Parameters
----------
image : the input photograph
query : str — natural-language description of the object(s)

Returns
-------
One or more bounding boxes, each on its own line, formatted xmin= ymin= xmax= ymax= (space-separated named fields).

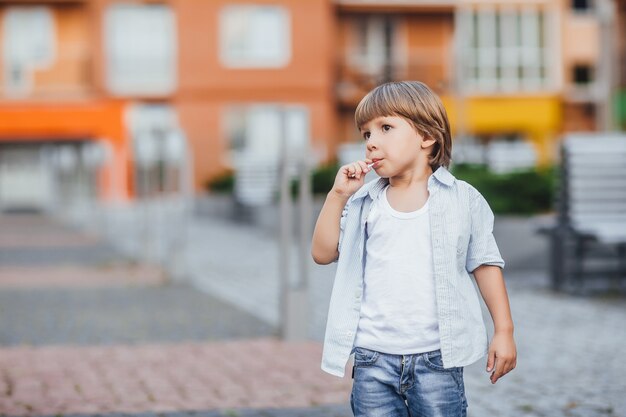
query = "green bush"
xmin=312 ymin=162 xmax=340 ymax=195
xmin=205 ymin=171 xmax=234 ymax=194
xmin=204 ymin=163 xmax=340 ymax=197
xmin=204 ymin=163 xmax=556 ymax=215
xmin=450 ymin=163 xmax=557 ymax=215
xmin=290 ymin=161 xmax=340 ymax=198
xmin=306 ymin=161 xmax=558 ymax=215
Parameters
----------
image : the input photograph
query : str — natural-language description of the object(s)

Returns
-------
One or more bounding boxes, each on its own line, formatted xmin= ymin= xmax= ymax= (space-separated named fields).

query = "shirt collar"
xmin=352 ymin=165 xmax=456 ymax=201
xmin=430 ymin=165 xmax=456 ymax=187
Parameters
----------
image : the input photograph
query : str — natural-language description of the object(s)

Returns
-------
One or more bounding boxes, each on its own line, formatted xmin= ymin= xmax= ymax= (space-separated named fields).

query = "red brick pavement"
xmin=0 ymin=233 xmax=101 ymax=249
xmin=0 ymin=215 xmax=100 ymax=248
xmin=0 ymin=338 xmax=352 ymax=415
xmin=0 ymin=265 xmax=166 ymax=288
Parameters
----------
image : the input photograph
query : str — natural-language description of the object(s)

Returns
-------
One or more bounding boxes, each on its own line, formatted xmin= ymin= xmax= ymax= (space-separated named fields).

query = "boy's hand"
xmin=486 ymin=331 xmax=517 ymax=384
xmin=331 ymin=159 xmax=372 ymax=198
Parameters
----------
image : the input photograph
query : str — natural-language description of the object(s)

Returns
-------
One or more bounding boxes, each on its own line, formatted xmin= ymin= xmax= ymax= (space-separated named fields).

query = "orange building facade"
xmin=0 ymin=0 xmax=160 ymax=209
xmin=175 ymin=0 xmax=336 ymax=193
xmin=0 ymin=0 xmax=337 ymax=209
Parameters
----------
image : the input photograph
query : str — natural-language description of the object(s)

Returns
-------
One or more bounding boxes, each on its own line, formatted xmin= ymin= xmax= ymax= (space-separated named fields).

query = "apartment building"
xmin=335 ymin=1 xmax=456 ymax=142
xmin=0 ymin=0 xmax=335 ymax=209
xmin=0 ymin=0 xmax=618 ymax=209
xmin=335 ymin=0 xmax=619 ymax=170
xmin=175 ymin=0 xmax=335 ymax=195
xmin=0 ymin=0 xmax=184 ymax=210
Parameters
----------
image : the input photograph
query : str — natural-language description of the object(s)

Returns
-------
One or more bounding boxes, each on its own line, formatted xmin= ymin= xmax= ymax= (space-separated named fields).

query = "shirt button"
xmin=354 ymin=290 xmax=361 ymax=298
xmin=347 ymin=331 xmax=353 ymax=337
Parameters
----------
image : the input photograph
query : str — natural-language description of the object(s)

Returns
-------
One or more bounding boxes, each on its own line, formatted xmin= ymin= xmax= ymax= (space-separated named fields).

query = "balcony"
xmin=335 ymin=0 xmax=455 ymax=13
xmin=336 ymin=54 xmax=450 ymax=107
xmin=1 ymin=48 xmax=95 ymax=101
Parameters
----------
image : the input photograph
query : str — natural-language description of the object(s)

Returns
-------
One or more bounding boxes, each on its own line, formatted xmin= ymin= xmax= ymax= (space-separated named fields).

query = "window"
xmin=476 ymin=6 xmax=498 ymax=91
xmin=219 ymin=5 xmax=291 ymax=68
xmin=104 ymin=4 xmax=177 ymax=95
xmin=225 ymin=106 xmax=282 ymax=161
xmin=223 ymin=105 xmax=309 ymax=206
xmin=572 ymin=0 xmax=593 ymax=11
xmin=462 ymin=4 xmax=552 ymax=93
xmin=127 ymin=104 xmax=186 ymax=196
xmin=223 ymin=105 xmax=309 ymax=164
xmin=2 ymin=7 xmax=55 ymax=95
xmin=573 ymin=64 xmax=593 ymax=84
xmin=498 ymin=6 xmax=520 ymax=91
xmin=351 ymin=16 xmax=395 ymax=79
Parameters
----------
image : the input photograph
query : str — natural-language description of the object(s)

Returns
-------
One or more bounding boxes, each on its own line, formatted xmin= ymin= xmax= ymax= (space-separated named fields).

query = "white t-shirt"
xmin=354 ymin=185 xmax=441 ymax=354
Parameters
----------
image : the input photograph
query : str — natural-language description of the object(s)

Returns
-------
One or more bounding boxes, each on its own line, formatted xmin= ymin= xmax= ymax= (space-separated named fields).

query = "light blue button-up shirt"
xmin=321 ymin=166 xmax=505 ymax=377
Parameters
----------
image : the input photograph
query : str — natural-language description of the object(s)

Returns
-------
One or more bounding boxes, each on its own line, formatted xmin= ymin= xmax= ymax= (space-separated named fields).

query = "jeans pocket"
xmin=354 ymin=347 xmax=379 ymax=366
xmin=424 ymin=350 xmax=457 ymax=373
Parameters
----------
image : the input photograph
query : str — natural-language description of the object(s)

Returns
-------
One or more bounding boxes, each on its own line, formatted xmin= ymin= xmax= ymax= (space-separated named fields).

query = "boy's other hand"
xmin=486 ymin=331 xmax=517 ymax=384
xmin=331 ymin=160 xmax=372 ymax=198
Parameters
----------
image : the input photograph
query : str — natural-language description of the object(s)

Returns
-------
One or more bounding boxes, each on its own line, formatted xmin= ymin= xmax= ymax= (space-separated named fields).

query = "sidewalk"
xmin=9 ymin=200 xmax=626 ymax=417
xmin=87 ymin=195 xmax=626 ymax=417
xmin=0 ymin=213 xmax=351 ymax=416
xmin=177 ymin=205 xmax=626 ymax=417
xmin=0 ymin=339 xmax=352 ymax=415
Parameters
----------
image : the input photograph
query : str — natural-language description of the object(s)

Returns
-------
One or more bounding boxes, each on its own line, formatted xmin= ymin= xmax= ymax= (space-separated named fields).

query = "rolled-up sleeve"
xmin=465 ymin=190 xmax=505 ymax=274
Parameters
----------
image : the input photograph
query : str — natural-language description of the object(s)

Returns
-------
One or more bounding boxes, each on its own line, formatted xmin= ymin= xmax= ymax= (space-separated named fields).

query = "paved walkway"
xmin=0 ymin=213 xmax=350 ymax=416
xmin=3 ymin=204 xmax=626 ymax=417
xmin=0 ymin=339 xmax=351 ymax=415
xmin=178 ymin=211 xmax=626 ymax=417
xmin=0 ymin=286 xmax=274 ymax=346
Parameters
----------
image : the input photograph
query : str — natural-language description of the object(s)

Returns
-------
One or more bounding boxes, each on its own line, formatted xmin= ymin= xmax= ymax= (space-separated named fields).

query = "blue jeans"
xmin=350 ymin=347 xmax=468 ymax=417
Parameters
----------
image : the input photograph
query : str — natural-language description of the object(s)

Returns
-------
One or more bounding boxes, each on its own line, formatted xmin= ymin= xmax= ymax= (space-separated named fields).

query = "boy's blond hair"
xmin=355 ymin=81 xmax=452 ymax=171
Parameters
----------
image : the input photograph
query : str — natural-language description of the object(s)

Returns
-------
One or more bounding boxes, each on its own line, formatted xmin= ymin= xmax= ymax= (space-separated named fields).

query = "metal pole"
xmin=278 ymin=109 xmax=292 ymax=339
xmin=279 ymin=107 xmax=312 ymax=341
xmin=597 ymin=0 xmax=616 ymax=131
xmin=291 ymin=150 xmax=312 ymax=339
xmin=168 ymin=134 xmax=192 ymax=283
xmin=156 ymin=130 xmax=168 ymax=275
xmin=297 ymin=155 xmax=312 ymax=293
xmin=141 ymin=165 xmax=151 ymax=261
xmin=181 ymin=138 xmax=194 ymax=281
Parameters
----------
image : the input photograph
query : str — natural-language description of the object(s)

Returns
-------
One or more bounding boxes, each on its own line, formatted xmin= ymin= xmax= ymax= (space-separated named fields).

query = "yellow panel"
xmin=441 ymin=95 xmax=562 ymax=165
xmin=443 ymin=95 xmax=561 ymax=133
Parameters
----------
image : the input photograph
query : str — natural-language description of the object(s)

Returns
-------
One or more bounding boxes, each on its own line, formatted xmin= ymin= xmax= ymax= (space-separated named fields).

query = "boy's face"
xmin=359 ymin=115 xmax=436 ymax=178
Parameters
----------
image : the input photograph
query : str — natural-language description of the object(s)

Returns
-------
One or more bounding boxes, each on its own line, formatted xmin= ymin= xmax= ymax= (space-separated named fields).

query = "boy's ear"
xmin=421 ymin=137 xmax=437 ymax=149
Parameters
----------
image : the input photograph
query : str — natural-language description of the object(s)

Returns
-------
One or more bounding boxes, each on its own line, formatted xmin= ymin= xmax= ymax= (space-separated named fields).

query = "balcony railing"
xmin=1 ymin=45 xmax=94 ymax=100
xmin=336 ymin=54 xmax=450 ymax=105
xmin=335 ymin=0 xmax=456 ymax=11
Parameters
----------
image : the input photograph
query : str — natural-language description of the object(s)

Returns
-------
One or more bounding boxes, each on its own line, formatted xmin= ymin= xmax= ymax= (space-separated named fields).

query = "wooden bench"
xmin=539 ymin=133 xmax=626 ymax=292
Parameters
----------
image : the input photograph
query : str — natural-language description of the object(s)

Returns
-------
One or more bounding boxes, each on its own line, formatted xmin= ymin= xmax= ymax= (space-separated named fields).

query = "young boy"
xmin=311 ymin=81 xmax=517 ymax=417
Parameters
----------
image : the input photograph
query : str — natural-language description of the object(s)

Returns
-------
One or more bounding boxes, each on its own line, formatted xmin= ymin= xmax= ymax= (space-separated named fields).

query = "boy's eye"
xmin=382 ymin=124 xmax=391 ymax=132
xmin=363 ymin=131 xmax=371 ymax=140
